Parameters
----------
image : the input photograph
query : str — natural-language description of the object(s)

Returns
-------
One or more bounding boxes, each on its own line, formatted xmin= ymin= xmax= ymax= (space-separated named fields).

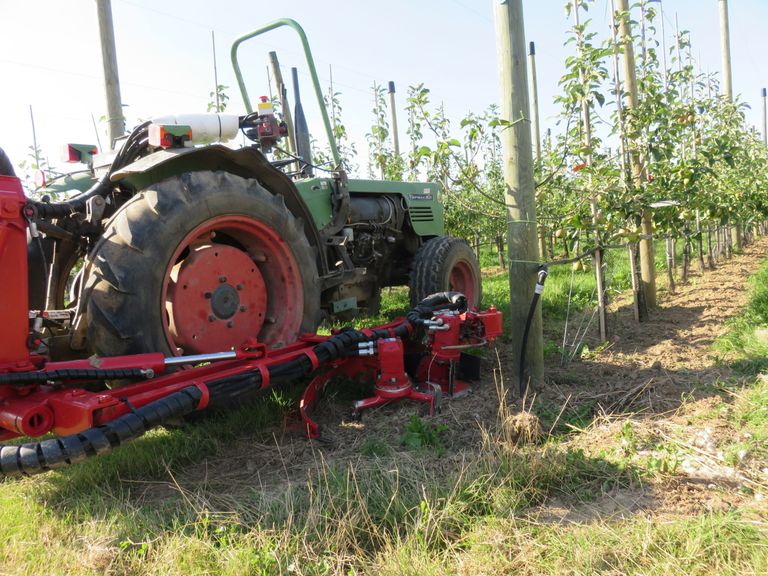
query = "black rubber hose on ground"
xmin=0 ymin=292 xmax=467 ymax=478
xmin=519 ymin=268 xmax=548 ymax=398
xmin=0 ymin=386 xmax=202 ymax=477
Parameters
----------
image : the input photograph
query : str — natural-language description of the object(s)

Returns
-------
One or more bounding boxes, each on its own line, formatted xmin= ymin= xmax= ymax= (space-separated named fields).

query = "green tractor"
xmin=27 ymin=18 xmax=481 ymax=360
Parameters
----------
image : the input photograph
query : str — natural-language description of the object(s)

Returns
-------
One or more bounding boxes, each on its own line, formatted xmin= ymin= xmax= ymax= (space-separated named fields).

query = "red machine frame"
xmin=0 ymin=175 xmax=502 ymax=472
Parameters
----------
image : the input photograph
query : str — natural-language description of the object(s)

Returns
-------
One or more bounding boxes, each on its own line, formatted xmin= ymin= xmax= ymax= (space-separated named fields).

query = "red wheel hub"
xmin=449 ymin=261 xmax=478 ymax=307
xmin=161 ymin=215 xmax=305 ymax=354
xmin=167 ymin=244 xmax=267 ymax=354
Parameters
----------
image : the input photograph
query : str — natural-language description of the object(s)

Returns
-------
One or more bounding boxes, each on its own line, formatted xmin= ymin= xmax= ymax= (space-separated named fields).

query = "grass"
xmin=715 ymin=257 xmax=768 ymax=374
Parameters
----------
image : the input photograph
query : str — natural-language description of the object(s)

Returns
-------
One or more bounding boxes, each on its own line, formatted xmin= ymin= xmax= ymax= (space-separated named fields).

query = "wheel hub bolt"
xmin=219 ymin=276 xmax=227 ymax=283
xmin=208 ymin=315 xmax=216 ymax=322
xmin=239 ymin=305 xmax=247 ymax=312
xmin=236 ymin=284 xmax=243 ymax=291
xmin=204 ymin=292 xmax=212 ymax=299
xmin=227 ymin=321 xmax=234 ymax=328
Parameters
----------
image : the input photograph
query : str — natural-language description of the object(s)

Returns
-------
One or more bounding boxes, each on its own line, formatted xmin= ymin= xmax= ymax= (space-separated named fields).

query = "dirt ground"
xmin=136 ymin=237 xmax=768 ymax=518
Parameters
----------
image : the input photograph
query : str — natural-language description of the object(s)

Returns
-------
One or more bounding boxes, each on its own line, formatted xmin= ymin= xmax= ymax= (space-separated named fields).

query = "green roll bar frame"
xmin=230 ymin=18 xmax=341 ymax=168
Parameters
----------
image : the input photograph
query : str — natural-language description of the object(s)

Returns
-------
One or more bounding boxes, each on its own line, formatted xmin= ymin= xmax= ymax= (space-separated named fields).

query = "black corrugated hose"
xmin=0 ymin=292 xmax=466 ymax=478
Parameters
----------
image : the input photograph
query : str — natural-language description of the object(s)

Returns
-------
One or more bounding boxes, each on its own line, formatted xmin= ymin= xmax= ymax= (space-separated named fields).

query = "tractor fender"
xmin=110 ymin=145 xmax=329 ymax=274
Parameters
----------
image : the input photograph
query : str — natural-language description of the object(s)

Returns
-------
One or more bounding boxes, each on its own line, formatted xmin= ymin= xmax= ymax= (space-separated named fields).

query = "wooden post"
xmin=497 ymin=235 xmax=507 ymax=270
xmin=495 ymin=0 xmax=543 ymax=383
xmin=627 ymin=242 xmax=647 ymax=322
xmin=528 ymin=42 xmax=542 ymax=164
xmin=96 ymin=0 xmax=124 ymax=149
xmin=610 ymin=3 xmax=646 ymax=320
xmin=719 ymin=0 xmax=742 ymax=252
xmin=762 ymin=88 xmax=767 ymax=146
xmin=616 ymin=0 xmax=657 ymax=308
xmin=666 ymin=236 xmax=676 ymax=294
xmin=388 ymin=82 xmax=401 ymax=158
xmin=211 ymin=31 xmax=221 ymax=112
xmin=684 ymin=43 xmax=706 ymax=274
xmin=719 ymin=0 xmax=734 ymax=101
xmin=574 ymin=0 xmax=608 ymax=341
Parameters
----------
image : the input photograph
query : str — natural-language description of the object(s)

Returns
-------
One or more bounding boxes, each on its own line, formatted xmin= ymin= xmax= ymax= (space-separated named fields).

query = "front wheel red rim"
xmin=161 ymin=215 xmax=304 ymax=354
xmin=449 ymin=260 xmax=479 ymax=307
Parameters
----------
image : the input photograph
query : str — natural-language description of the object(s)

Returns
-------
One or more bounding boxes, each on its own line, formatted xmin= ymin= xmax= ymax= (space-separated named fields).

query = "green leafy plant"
xmin=400 ymin=415 xmax=448 ymax=456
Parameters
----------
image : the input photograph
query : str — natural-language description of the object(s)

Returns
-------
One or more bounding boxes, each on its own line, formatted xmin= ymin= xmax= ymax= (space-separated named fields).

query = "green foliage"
xmin=207 ymin=84 xmax=229 ymax=113
xmin=17 ymin=144 xmax=57 ymax=197
xmin=315 ymin=88 xmax=358 ymax=172
xmin=400 ymin=415 xmax=448 ymax=456
xmin=352 ymin=0 xmax=768 ymax=274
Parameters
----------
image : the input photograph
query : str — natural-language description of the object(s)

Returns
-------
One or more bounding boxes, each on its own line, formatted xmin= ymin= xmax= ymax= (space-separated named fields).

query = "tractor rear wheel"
xmin=84 ymin=171 xmax=320 ymax=357
xmin=409 ymin=236 xmax=482 ymax=308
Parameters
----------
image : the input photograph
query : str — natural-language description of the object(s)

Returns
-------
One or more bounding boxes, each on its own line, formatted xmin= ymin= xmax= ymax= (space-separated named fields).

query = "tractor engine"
xmin=345 ymin=195 xmax=405 ymax=265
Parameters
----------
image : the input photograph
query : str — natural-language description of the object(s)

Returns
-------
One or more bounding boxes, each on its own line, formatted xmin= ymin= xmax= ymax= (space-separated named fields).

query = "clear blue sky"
xmin=1 ymin=0 xmax=766 ymax=179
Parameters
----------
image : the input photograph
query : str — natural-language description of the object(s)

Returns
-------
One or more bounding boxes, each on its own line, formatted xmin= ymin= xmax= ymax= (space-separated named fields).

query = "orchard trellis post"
xmin=616 ymin=0 xmax=657 ymax=308
xmin=96 ymin=0 xmax=125 ymax=149
xmin=762 ymin=88 xmax=767 ymax=146
xmin=529 ymin=41 xmax=548 ymax=263
xmin=495 ymin=0 xmax=543 ymax=384
xmin=719 ymin=0 xmax=742 ymax=252
xmin=610 ymin=0 xmax=647 ymax=321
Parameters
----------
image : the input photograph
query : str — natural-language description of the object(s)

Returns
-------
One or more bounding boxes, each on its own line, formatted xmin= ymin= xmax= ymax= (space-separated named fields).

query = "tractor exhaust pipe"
xmin=292 ymin=67 xmax=313 ymax=176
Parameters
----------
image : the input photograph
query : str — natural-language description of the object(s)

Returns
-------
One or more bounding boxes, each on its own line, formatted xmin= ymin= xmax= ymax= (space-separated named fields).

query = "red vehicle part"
xmin=0 ymin=176 xmax=33 ymax=373
xmin=162 ymin=214 xmax=304 ymax=354
xmin=0 ymin=174 xmax=503 ymax=477
xmin=299 ymin=307 xmax=503 ymax=438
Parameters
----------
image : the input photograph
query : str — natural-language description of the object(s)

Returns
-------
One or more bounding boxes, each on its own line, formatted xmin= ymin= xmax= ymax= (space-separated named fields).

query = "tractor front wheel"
xmin=84 ymin=171 xmax=320 ymax=357
xmin=409 ymin=236 xmax=482 ymax=308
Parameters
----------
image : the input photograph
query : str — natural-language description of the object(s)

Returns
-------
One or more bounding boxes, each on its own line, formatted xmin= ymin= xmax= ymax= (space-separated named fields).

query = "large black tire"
xmin=409 ymin=236 xmax=482 ymax=308
xmin=83 ymin=172 xmax=321 ymax=357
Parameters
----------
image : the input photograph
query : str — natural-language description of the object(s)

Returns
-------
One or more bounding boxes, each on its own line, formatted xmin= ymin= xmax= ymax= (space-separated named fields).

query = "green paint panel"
xmin=41 ymin=171 xmax=96 ymax=196
xmin=347 ymin=179 xmax=444 ymax=237
xmin=294 ymin=178 xmax=333 ymax=229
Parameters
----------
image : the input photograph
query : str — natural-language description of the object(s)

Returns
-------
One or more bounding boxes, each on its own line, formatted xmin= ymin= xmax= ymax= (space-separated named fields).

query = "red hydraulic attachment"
xmin=0 ymin=308 xmax=502 ymax=443
xmin=0 ymin=176 xmax=34 ymax=374
xmin=299 ymin=307 xmax=503 ymax=439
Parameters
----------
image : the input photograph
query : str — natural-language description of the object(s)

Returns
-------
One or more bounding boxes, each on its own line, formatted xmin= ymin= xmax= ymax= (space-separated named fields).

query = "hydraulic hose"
xmin=519 ymin=267 xmax=548 ymax=398
xmin=205 ymin=291 xmax=468 ymax=404
xmin=0 ymin=367 xmax=153 ymax=385
xmin=0 ymin=292 xmax=467 ymax=478
xmin=0 ymin=386 xmax=202 ymax=477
